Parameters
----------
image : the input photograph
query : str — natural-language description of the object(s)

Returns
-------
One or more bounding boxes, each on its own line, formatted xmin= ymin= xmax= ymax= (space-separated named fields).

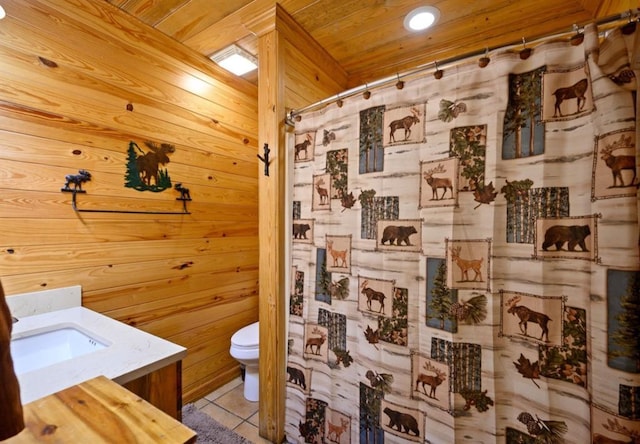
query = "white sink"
xmin=10 ymin=306 xmax=186 ymax=404
xmin=11 ymin=324 xmax=110 ymax=375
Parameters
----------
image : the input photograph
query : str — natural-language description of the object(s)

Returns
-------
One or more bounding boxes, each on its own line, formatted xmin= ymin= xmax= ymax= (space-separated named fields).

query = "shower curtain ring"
xmin=520 ymin=37 xmax=532 ymax=59
xmin=363 ymin=84 xmax=371 ymax=100
xmin=434 ymin=60 xmax=443 ymax=79
xmin=570 ymin=24 xmax=584 ymax=45
xmin=478 ymin=48 xmax=491 ymax=68
xmin=621 ymin=10 xmax=637 ymax=34
xmin=396 ymin=73 xmax=405 ymax=90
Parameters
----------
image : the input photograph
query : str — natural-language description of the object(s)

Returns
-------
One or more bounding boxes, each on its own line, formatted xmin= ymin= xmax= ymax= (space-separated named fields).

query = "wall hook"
xmin=257 ymin=143 xmax=270 ymax=176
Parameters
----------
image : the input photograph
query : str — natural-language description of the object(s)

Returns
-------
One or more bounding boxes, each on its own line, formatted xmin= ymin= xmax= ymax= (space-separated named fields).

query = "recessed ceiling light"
xmin=404 ymin=6 xmax=440 ymax=32
xmin=209 ymin=44 xmax=257 ymax=76
xmin=0 ymin=6 xmax=6 ymax=20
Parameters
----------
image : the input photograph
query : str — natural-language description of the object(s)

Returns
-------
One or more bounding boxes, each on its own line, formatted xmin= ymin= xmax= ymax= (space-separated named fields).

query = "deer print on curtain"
xmin=286 ymin=22 xmax=639 ymax=444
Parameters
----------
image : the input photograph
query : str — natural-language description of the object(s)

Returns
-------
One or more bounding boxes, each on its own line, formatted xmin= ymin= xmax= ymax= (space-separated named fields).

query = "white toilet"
xmin=229 ymin=321 xmax=259 ymax=402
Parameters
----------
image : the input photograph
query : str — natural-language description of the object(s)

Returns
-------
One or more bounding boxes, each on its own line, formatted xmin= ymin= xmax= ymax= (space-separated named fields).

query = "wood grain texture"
xmin=0 ymin=217 xmax=258 ymax=246
xmin=256 ymin=23 xmax=288 ymax=442
xmin=117 ymin=0 xmax=188 ymax=26
xmin=155 ymin=0 xmax=255 ymax=42
xmin=0 ymin=190 xmax=258 ymax=221
xmin=123 ymin=362 xmax=182 ymax=420
xmin=0 ymin=0 xmax=258 ymax=411
xmin=109 ymin=0 xmax=635 ymax=87
xmin=1 ymin=250 xmax=257 ymax=295
xmin=0 ymin=237 xmax=258 ymax=274
xmin=4 ymin=2 xmax=257 ymax=110
xmin=283 ymin=40 xmax=346 ymax=110
xmin=6 ymin=376 xmax=195 ymax=443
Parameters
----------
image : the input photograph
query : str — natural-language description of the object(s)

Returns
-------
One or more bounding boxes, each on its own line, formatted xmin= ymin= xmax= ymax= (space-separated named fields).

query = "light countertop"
xmin=11 ymin=306 xmax=186 ymax=404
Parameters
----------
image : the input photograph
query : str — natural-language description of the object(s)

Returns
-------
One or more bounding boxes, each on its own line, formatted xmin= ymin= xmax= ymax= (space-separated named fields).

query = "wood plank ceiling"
xmin=109 ymin=0 xmax=637 ymax=88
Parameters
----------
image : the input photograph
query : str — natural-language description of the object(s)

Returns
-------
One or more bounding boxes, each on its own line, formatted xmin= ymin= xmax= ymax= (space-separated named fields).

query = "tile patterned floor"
xmin=192 ymin=376 xmax=272 ymax=444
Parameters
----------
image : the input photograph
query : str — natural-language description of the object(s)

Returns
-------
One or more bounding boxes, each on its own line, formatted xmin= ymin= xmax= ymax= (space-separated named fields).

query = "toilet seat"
xmin=231 ymin=321 xmax=259 ymax=348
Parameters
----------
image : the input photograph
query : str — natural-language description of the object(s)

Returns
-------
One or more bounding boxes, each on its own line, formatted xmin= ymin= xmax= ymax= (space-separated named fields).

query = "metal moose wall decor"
xmin=125 ymin=141 xmax=175 ymax=192
xmin=61 ymin=140 xmax=193 ymax=214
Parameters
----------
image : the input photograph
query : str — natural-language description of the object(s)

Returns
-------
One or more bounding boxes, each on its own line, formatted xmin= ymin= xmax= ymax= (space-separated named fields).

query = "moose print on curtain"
xmin=286 ymin=23 xmax=639 ymax=444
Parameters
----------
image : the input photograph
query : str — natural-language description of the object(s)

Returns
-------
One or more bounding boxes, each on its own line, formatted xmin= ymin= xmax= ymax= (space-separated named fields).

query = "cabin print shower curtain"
xmin=285 ymin=23 xmax=639 ymax=444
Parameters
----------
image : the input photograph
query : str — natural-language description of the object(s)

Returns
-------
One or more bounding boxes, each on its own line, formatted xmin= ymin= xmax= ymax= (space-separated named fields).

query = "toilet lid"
xmin=231 ymin=321 xmax=259 ymax=347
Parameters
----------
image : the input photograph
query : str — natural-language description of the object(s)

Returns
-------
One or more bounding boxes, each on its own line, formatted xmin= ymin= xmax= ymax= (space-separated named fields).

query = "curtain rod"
xmin=287 ymin=8 xmax=639 ymax=122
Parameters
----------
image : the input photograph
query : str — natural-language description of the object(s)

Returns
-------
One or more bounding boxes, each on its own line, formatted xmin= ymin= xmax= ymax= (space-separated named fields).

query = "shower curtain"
xmin=285 ymin=23 xmax=639 ymax=444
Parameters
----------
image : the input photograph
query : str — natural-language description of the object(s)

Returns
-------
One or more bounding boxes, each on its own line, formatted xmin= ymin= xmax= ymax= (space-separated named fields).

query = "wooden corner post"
xmin=248 ymin=6 xmax=287 ymax=443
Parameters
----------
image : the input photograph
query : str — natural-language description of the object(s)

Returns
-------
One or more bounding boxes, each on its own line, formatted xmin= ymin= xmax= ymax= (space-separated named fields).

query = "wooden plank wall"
xmin=0 ymin=0 xmax=258 ymax=403
xmin=280 ymin=16 xmax=347 ymax=110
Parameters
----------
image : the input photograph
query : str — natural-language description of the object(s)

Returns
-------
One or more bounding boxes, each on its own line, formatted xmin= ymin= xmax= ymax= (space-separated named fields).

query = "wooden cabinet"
xmin=122 ymin=361 xmax=183 ymax=420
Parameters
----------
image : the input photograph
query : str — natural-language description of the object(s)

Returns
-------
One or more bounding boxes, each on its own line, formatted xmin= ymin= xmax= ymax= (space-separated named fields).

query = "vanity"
xmin=8 ymin=286 xmax=187 ymax=420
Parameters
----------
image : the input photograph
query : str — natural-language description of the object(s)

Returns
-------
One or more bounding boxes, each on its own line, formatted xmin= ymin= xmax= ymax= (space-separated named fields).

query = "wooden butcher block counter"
xmin=5 ymin=376 xmax=196 ymax=443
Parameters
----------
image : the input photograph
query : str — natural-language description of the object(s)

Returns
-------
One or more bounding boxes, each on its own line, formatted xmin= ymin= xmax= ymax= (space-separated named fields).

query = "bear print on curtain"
xmin=286 ymin=22 xmax=639 ymax=444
